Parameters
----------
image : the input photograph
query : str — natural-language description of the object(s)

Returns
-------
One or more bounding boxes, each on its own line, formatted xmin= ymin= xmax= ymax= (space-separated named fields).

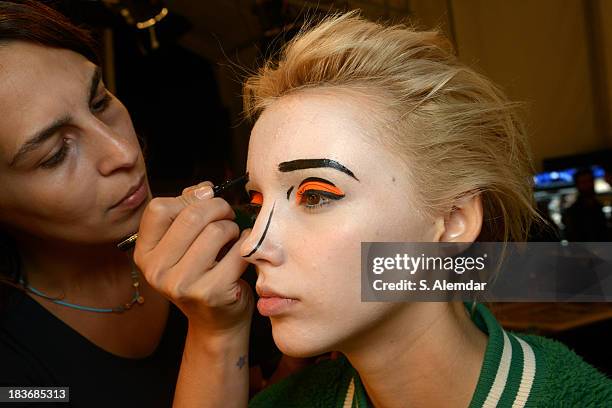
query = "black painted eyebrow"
xmin=278 ymin=159 xmax=359 ymax=181
xmin=9 ymin=67 xmax=102 ymax=168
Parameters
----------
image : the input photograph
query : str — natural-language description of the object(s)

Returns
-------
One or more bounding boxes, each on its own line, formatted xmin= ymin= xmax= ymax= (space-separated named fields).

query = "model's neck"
xmin=341 ymin=302 xmax=487 ymax=408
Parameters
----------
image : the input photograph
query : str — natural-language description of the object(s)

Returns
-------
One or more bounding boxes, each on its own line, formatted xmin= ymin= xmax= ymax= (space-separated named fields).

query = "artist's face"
xmin=242 ymin=90 xmax=440 ymax=357
xmin=0 ymin=42 xmax=150 ymax=245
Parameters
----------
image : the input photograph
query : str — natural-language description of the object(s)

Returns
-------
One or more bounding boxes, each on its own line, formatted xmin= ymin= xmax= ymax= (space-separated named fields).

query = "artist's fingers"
xmin=179 ymin=181 xmax=214 ymax=207
xmin=135 ymin=197 xmax=186 ymax=257
xmin=165 ymin=220 xmax=241 ymax=300
xmin=182 ymin=181 xmax=211 ymax=195
xmin=135 ymin=181 xmax=216 ymax=257
xmin=149 ymin=220 xmax=239 ymax=303
xmin=188 ymin=229 xmax=252 ymax=307
xmin=213 ymin=229 xmax=252 ymax=283
xmin=174 ymin=219 xmax=241 ymax=276
xmin=135 ymin=190 xmax=230 ymax=274
xmin=182 ymin=181 xmax=213 ymax=195
xmin=149 ymin=198 xmax=235 ymax=272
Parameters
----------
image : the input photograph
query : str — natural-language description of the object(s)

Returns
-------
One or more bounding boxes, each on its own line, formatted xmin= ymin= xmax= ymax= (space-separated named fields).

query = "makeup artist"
xmin=0 ymin=1 xmax=253 ymax=406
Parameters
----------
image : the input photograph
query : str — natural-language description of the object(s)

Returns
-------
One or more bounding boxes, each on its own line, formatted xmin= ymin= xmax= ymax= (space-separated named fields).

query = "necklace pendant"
xmin=137 ymin=295 xmax=145 ymax=304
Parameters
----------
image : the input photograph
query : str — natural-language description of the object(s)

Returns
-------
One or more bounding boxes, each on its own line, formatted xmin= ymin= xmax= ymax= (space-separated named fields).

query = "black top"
xmin=0 ymin=289 xmax=186 ymax=407
xmin=0 ymin=275 xmax=280 ymax=407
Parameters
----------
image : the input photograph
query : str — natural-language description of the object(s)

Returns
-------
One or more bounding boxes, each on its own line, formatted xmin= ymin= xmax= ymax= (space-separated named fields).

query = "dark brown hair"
xmin=0 ymin=0 xmax=99 ymax=301
xmin=0 ymin=0 xmax=98 ymax=63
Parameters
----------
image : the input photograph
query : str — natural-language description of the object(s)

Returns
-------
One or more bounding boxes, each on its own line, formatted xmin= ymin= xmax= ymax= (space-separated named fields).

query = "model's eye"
xmin=296 ymin=179 xmax=345 ymax=209
xmin=299 ymin=191 xmax=334 ymax=208
xmin=305 ymin=192 xmax=322 ymax=206
xmin=249 ymin=191 xmax=263 ymax=206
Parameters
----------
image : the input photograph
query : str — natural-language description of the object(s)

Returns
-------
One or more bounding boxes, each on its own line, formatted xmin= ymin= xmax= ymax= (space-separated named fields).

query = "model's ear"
xmin=434 ymin=194 xmax=483 ymax=243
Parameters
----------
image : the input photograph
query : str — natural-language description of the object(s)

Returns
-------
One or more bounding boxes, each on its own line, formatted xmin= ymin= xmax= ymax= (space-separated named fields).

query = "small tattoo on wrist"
xmin=236 ymin=354 xmax=247 ymax=369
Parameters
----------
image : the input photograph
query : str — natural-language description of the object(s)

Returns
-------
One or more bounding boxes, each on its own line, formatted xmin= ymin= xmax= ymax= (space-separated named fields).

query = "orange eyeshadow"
xmin=295 ymin=181 xmax=344 ymax=202
xmin=249 ymin=191 xmax=263 ymax=205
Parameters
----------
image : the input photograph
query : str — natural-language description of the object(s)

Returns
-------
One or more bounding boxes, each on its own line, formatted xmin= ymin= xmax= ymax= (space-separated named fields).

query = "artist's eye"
xmin=91 ymin=91 xmax=112 ymax=113
xmin=296 ymin=179 xmax=345 ymax=210
xmin=40 ymin=139 xmax=72 ymax=169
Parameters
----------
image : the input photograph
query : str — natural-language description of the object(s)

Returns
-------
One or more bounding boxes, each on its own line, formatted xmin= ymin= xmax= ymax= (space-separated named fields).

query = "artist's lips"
xmin=256 ymin=287 xmax=298 ymax=317
xmin=110 ymin=176 xmax=147 ymax=211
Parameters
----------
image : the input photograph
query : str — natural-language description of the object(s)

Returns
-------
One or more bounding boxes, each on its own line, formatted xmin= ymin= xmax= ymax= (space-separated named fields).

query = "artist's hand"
xmin=134 ymin=181 xmax=254 ymax=336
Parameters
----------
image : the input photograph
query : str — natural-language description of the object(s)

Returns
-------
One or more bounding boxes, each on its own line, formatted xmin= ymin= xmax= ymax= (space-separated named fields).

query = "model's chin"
xmin=271 ymin=323 xmax=332 ymax=358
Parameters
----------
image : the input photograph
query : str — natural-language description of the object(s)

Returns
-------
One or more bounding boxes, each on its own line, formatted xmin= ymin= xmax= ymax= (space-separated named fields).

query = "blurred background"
xmin=50 ymin=0 xmax=612 ymax=374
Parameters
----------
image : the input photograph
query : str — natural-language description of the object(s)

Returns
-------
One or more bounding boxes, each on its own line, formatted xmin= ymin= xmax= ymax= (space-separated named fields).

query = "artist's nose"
xmin=240 ymin=200 xmax=284 ymax=266
xmin=90 ymin=120 xmax=139 ymax=176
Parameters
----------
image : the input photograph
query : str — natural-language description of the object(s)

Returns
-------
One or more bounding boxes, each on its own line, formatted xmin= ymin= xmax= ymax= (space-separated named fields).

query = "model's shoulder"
xmin=249 ymin=356 xmax=352 ymax=408
xmin=516 ymin=333 xmax=612 ymax=406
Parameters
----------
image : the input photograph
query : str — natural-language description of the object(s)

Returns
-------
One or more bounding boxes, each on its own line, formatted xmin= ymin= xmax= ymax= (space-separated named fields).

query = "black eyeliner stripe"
xmin=297 ymin=177 xmax=336 ymax=188
xmin=303 ymin=190 xmax=345 ymax=200
xmin=243 ymin=201 xmax=275 ymax=258
xmin=286 ymin=186 xmax=294 ymax=200
xmin=278 ymin=159 xmax=359 ymax=181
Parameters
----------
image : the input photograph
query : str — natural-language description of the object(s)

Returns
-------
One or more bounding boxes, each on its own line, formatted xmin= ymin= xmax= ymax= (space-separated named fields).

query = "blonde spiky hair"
xmin=244 ymin=11 xmax=537 ymax=242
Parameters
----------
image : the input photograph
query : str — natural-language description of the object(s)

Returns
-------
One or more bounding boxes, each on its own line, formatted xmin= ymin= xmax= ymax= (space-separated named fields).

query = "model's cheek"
xmin=293 ymin=230 xmax=361 ymax=298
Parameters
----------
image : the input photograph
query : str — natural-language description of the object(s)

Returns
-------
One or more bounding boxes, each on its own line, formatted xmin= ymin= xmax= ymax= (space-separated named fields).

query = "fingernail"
xmin=194 ymin=186 xmax=213 ymax=200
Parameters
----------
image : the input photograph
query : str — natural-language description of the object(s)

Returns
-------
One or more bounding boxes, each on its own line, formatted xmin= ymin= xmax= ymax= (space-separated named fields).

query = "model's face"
xmin=0 ymin=42 xmax=150 ymax=244
xmin=242 ymin=90 xmax=440 ymax=357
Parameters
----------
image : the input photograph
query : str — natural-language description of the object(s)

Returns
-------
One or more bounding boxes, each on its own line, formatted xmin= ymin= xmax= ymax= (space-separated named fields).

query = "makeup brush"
xmin=116 ymin=173 xmax=249 ymax=251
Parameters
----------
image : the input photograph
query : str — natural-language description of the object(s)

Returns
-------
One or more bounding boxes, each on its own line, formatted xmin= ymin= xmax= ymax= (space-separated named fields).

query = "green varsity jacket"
xmin=249 ymin=303 xmax=612 ymax=407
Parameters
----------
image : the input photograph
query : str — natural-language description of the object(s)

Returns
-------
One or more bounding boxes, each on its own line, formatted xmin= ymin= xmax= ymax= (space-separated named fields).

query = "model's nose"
xmin=240 ymin=200 xmax=284 ymax=266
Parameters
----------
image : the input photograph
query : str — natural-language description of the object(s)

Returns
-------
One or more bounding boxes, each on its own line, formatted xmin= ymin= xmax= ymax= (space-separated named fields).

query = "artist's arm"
xmin=134 ymin=182 xmax=253 ymax=408
xmin=175 ymin=321 xmax=250 ymax=408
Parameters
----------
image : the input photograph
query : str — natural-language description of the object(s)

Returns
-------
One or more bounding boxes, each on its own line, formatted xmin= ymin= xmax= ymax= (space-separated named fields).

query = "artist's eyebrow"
xmin=9 ymin=67 xmax=102 ymax=168
xmin=9 ymin=115 xmax=71 ymax=167
xmin=278 ymin=159 xmax=359 ymax=181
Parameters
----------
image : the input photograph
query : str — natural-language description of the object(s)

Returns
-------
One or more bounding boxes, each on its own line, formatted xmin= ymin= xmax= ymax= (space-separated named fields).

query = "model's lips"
xmin=256 ymin=287 xmax=298 ymax=317
xmin=109 ymin=176 xmax=147 ymax=211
